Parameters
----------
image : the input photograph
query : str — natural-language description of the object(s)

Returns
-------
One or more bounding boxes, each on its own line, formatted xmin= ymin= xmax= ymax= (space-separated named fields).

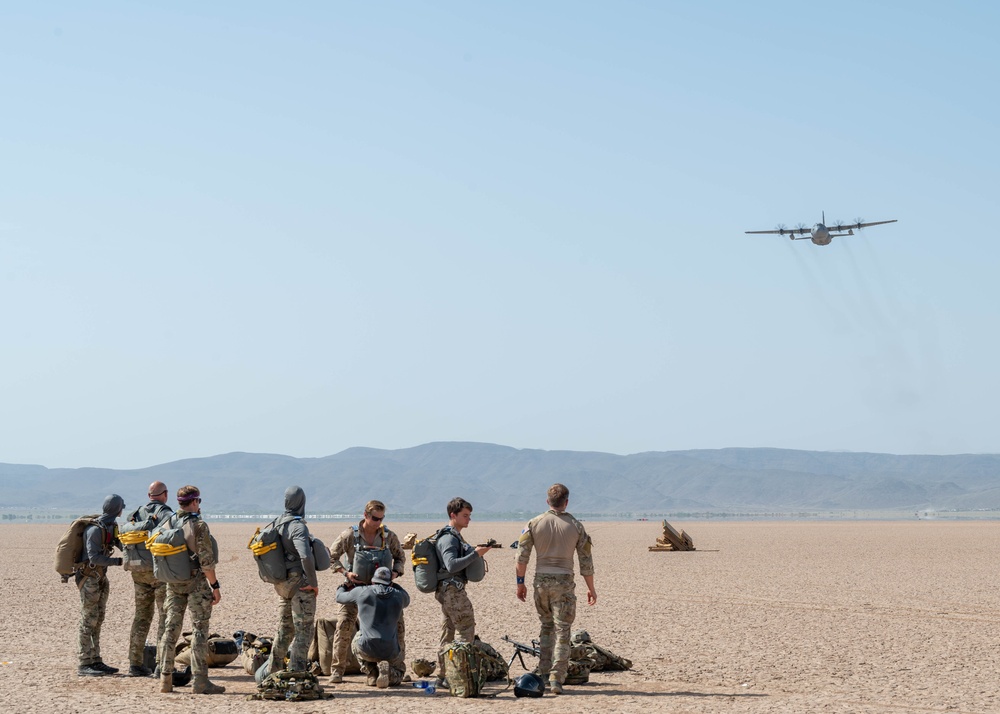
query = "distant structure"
xmin=649 ymin=519 xmax=695 ymax=551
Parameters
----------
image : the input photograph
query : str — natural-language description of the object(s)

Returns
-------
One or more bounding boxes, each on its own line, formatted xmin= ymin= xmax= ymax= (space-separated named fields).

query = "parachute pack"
xmin=248 ymin=515 xmax=295 ymax=584
xmin=410 ymin=528 xmax=447 ymax=593
xmin=348 ymin=525 xmax=392 ymax=583
xmin=147 ymin=513 xmax=194 ymax=583
xmin=119 ymin=503 xmax=171 ymax=573
xmin=54 ymin=514 xmax=102 ymax=582
xmin=147 ymin=513 xmax=219 ymax=583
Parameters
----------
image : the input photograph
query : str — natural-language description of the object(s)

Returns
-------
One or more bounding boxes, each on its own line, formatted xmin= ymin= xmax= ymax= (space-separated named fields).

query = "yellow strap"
xmin=250 ymin=541 xmax=278 ymax=557
xmin=148 ymin=543 xmax=188 ymax=557
xmin=119 ymin=531 xmax=149 ymax=545
xmin=246 ymin=526 xmax=261 ymax=549
xmin=411 ymin=555 xmax=429 ymax=566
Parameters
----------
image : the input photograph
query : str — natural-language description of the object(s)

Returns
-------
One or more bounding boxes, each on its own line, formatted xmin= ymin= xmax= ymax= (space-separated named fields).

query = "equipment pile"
xmin=648 ymin=519 xmax=695 ymax=551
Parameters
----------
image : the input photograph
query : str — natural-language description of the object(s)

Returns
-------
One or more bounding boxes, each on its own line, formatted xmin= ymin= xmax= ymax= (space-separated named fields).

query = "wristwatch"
xmin=211 ymin=581 xmax=220 ymax=590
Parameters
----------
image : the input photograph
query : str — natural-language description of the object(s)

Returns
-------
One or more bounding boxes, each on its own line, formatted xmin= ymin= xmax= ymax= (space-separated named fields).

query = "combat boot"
xmin=192 ymin=674 xmax=225 ymax=694
xmin=549 ymin=677 xmax=564 ymax=695
xmin=160 ymin=672 xmax=173 ymax=693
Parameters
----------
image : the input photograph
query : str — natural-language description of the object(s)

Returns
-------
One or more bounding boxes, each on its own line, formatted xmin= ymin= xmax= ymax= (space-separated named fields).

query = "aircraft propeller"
xmin=833 ymin=219 xmax=846 ymax=231
xmin=775 ymin=223 xmax=787 ymax=235
xmin=854 ymin=217 xmax=865 ymax=230
xmin=795 ymin=222 xmax=808 ymax=234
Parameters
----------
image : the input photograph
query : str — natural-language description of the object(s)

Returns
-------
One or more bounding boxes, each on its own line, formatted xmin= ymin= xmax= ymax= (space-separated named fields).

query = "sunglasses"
xmin=367 ymin=514 xmax=384 ymax=522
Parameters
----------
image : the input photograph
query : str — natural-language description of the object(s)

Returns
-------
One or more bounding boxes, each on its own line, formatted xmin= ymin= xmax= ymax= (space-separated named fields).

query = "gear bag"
xmin=312 ymin=536 xmax=331 ymax=572
xmin=472 ymin=637 xmax=509 ymax=682
xmin=444 ymin=640 xmax=491 ymax=698
xmin=175 ymin=631 xmax=239 ymax=668
xmin=250 ymin=669 xmax=331 ymax=701
xmin=54 ymin=514 xmax=101 ymax=582
xmin=248 ymin=515 xmax=296 ymax=584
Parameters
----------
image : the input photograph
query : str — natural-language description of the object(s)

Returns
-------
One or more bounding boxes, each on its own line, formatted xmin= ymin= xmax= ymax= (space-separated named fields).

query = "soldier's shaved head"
xmin=148 ymin=481 xmax=168 ymax=501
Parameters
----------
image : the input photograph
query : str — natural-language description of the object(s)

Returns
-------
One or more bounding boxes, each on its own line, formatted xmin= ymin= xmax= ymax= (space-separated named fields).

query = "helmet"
xmin=411 ymin=658 xmax=436 ymax=678
xmin=571 ymin=629 xmax=591 ymax=644
xmin=513 ymin=672 xmax=545 ymax=698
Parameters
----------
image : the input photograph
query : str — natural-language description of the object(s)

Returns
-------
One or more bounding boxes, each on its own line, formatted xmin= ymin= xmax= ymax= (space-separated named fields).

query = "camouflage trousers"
xmin=351 ymin=630 xmax=405 ymax=685
xmin=268 ymin=573 xmax=317 ymax=673
xmin=76 ymin=569 xmax=109 ymax=665
xmin=159 ymin=575 xmax=213 ymax=677
xmin=533 ymin=573 xmax=577 ymax=684
xmin=435 ymin=582 xmax=475 ymax=675
xmin=331 ymin=599 xmax=405 ymax=676
xmin=129 ymin=570 xmax=166 ymax=666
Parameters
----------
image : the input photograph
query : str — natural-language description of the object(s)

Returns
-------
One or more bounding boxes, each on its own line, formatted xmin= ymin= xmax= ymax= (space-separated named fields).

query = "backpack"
xmin=443 ymin=641 xmax=486 ymax=698
xmin=248 ymin=515 xmax=296 ymax=584
xmin=349 ymin=526 xmax=392 ymax=583
xmin=237 ymin=633 xmax=273 ymax=675
xmin=120 ymin=503 xmax=171 ymax=573
xmin=54 ymin=514 xmax=102 ymax=582
xmin=411 ymin=527 xmax=451 ymax=593
xmin=472 ymin=638 xmax=510 ymax=682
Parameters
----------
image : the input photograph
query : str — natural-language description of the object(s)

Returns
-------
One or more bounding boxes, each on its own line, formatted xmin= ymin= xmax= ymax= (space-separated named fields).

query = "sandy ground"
xmin=2 ymin=519 xmax=999 ymax=713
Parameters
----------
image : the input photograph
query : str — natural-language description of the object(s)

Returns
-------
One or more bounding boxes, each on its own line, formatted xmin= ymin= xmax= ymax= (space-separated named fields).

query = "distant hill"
xmin=3 ymin=442 xmax=999 ymax=516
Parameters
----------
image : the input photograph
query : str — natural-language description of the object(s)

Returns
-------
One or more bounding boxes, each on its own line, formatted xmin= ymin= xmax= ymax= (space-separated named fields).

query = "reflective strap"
xmin=250 ymin=541 xmax=278 ymax=557
xmin=148 ymin=542 xmax=188 ymax=557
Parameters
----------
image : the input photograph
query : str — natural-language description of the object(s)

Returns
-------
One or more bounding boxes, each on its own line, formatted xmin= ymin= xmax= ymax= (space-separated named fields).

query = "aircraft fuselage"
xmin=810 ymin=224 xmax=832 ymax=246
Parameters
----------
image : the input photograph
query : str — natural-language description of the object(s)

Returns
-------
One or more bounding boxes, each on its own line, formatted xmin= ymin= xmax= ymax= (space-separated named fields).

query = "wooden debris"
xmin=648 ymin=519 xmax=695 ymax=551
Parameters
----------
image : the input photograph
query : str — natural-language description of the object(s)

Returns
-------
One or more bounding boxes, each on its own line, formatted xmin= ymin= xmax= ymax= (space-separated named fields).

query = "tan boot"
xmin=160 ymin=673 xmax=173 ymax=693
xmin=192 ymin=675 xmax=225 ymax=694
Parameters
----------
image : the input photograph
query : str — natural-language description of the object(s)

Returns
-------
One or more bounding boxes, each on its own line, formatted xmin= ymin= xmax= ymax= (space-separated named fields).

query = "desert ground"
xmin=2 ymin=519 xmax=999 ymax=713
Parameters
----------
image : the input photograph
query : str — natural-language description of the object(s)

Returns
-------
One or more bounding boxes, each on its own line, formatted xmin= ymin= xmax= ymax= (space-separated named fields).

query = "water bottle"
xmin=412 ymin=680 xmax=436 ymax=694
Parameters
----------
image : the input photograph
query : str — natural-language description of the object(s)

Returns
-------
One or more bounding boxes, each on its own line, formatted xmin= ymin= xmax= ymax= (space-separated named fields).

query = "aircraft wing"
xmin=744 ymin=228 xmax=810 ymax=235
xmin=849 ymin=219 xmax=897 ymax=229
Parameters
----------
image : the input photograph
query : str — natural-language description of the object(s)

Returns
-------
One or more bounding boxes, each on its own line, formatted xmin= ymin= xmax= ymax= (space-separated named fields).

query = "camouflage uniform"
xmin=76 ymin=495 xmax=124 ymax=667
xmin=517 ymin=509 xmax=595 ymax=685
xmin=158 ymin=512 xmax=217 ymax=678
xmin=129 ymin=569 xmax=167 ymax=667
xmin=125 ymin=500 xmax=172 ymax=668
xmin=328 ymin=522 xmax=406 ymax=676
xmin=435 ymin=527 xmax=481 ymax=675
xmin=268 ymin=487 xmax=319 ymax=673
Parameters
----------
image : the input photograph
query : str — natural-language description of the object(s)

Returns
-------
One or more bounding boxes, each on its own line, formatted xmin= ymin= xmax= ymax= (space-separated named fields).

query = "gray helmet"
xmin=571 ymin=629 xmax=591 ymax=644
xmin=514 ymin=672 xmax=545 ymax=698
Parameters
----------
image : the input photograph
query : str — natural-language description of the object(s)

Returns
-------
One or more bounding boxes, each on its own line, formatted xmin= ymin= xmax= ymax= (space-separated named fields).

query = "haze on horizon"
xmin=2 ymin=3 xmax=998 ymax=470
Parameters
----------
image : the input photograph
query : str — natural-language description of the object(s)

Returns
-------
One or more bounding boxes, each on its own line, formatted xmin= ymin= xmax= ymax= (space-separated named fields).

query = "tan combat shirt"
xmin=517 ymin=509 xmax=594 ymax=576
xmin=180 ymin=512 xmax=217 ymax=570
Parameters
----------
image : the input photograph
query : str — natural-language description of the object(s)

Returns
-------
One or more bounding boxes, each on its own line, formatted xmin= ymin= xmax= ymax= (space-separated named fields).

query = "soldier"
xmin=266 ymin=486 xmax=319 ymax=674
xmin=125 ymin=481 xmax=172 ymax=677
xmin=335 ymin=566 xmax=410 ymax=688
xmin=515 ymin=483 xmax=596 ymax=695
xmin=76 ymin=494 xmax=125 ymax=677
xmin=326 ymin=500 xmax=405 ymax=683
xmin=158 ymin=485 xmax=224 ymax=695
xmin=434 ymin=497 xmax=491 ymax=686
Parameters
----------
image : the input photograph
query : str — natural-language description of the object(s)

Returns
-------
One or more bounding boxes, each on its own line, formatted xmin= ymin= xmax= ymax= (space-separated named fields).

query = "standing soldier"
xmin=434 ymin=497 xmax=491 ymax=686
xmin=515 ymin=483 xmax=597 ymax=695
xmin=123 ymin=481 xmax=172 ymax=677
xmin=76 ymin=494 xmax=125 ymax=677
xmin=326 ymin=500 xmax=406 ymax=683
xmin=158 ymin=485 xmax=224 ymax=695
xmin=267 ymin=486 xmax=319 ymax=674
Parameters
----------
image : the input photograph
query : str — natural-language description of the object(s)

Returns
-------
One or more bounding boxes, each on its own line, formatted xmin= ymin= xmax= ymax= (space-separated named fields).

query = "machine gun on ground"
xmin=501 ymin=635 xmax=540 ymax=671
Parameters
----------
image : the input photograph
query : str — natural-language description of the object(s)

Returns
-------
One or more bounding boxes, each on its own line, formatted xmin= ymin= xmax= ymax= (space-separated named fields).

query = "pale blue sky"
xmin=2 ymin=2 xmax=998 ymax=468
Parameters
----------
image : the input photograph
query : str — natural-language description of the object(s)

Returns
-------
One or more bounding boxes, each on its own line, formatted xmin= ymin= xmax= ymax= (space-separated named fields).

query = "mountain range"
xmin=2 ymin=442 xmax=999 ymax=516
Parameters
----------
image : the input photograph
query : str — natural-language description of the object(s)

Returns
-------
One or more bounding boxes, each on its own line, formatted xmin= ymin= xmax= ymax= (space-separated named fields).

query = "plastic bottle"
xmin=412 ymin=680 xmax=436 ymax=693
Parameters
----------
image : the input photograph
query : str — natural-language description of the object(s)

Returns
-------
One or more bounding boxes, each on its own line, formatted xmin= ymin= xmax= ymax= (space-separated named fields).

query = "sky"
xmin=2 ymin=2 xmax=999 ymax=469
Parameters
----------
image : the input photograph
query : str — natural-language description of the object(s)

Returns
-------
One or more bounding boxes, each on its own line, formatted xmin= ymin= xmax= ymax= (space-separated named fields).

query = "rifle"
xmin=476 ymin=538 xmax=504 ymax=549
xmin=501 ymin=635 xmax=540 ymax=671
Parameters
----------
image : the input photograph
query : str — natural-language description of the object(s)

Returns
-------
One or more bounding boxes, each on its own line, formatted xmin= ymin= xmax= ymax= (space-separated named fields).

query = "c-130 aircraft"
xmin=746 ymin=212 xmax=897 ymax=246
